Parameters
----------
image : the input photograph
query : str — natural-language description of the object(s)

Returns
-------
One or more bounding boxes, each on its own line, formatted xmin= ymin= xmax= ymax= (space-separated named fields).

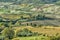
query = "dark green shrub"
xmin=4 ymin=23 xmax=9 ymax=27
xmin=16 ymin=28 xmax=33 ymax=37
xmin=31 ymin=24 xmax=37 ymax=27
xmin=50 ymin=36 xmax=60 ymax=40
xmin=16 ymin=28 xmax=39 ymax=37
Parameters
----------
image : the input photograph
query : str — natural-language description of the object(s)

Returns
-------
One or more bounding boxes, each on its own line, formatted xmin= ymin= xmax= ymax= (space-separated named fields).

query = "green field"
xmin=12 ymin=36 xmax=50 ymax=40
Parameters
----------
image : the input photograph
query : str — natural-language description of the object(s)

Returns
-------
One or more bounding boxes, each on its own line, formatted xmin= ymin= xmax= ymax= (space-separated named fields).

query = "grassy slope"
xmin=12 ymin=35 xmax=50 ymax=40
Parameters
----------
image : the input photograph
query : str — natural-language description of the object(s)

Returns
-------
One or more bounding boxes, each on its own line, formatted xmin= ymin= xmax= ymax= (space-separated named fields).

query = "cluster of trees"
xmin=0 ymin=14 xmax=55 ymax=28
xmin=0 ymin=28 xmax=39 ymax=40
xmin=2 ymin=28 xmax=14 ymax=39
xmin=16 ymin=28 xmax=39 ymax=37
xmin=0 ymin=28 xmax=14 ymax=40
xmin=20 ymin=14 xmax=54 ymax=21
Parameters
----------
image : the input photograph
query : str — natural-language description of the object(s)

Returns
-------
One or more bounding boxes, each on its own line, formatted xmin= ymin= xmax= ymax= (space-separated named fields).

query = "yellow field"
xmin=13 ymin=26 xmax=60 ymax=36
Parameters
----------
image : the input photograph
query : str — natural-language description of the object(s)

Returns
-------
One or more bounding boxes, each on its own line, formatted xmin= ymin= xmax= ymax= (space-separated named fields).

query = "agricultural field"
xmin=13 ymin=26 xmax=60 ymax=36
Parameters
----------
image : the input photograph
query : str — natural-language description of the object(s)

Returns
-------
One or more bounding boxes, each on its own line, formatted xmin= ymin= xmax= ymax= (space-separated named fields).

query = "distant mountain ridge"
xmin=0 ymin=0 xmax=59 ymax=4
